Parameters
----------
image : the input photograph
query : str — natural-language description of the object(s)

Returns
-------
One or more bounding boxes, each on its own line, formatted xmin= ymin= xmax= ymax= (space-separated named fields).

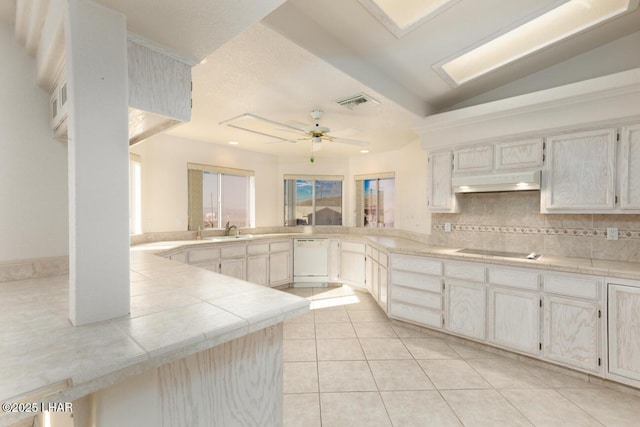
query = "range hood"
xmin=452 ymin=170 xmax=541 ymax=193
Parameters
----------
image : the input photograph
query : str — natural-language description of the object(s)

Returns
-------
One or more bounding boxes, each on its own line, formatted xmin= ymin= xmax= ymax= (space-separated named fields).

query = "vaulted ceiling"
xmin=5 ymin=0 xmax=640 ymax=158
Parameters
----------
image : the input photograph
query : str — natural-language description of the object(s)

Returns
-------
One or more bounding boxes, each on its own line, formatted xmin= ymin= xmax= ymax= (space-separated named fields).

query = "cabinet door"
xmin=619 ymin=124 xmax=640 ymax=210
xmin=494 ymin=139 xmax=543 ymax=170
xmin=366 ymin=254 xmax=375 ymax=295
xmin=379 ymin=265 xmax=388 ymax=312
xmin=328 ymin=239 xmax=341 ymax=282
xmin=427 ymin=151 xmax=459 ymax=213
xmin=544 ymin=295 xmax=600 ymax=373
xmin=608 ymin=284 xmax=640 ymax=383
xmin=488 ymin=287 xmax=539 ymax=355
xmin=445 ymin=279 xmax=486 ymax=340
xmin=269 ymin=251 xmax=291 ymax=286
xmin=542 ymin=128 xmax=616 ymax=212
xmin=453 ymin=145 xmax=493 ymax=174
xmin=246 ymin=254 xmax=268 ymax=286
xmin=220 ymin=258 xmax=246 ymax=280
xmin=341 ymin=250 xmax=366 ymax=286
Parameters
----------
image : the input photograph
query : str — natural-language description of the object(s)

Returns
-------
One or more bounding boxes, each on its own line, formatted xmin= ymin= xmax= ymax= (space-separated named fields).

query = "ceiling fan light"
xmin=313 ymin=136 xmax=322 ymax=144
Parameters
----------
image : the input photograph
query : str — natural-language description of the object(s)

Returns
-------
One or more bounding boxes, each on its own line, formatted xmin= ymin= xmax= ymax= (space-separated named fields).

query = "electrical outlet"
xmin=607 ymin=227 xmax=619 ymax=241
xmin=444 ymin=223 xmax=452 ymax=233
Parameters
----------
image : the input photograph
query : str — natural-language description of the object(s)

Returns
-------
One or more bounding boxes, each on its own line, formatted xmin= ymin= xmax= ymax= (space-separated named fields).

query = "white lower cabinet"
xmin=542 ymin=272 xmax=603 ymax=374
xmin=487 ymin=265 xmax=541 ymax=355
xmin=268 ymin=241 xmax=292 ymax=287
xmin=219 ymin=244 xmax=247 ymax=280
xmin=607 ymin=282 xmax=640 ymax=386
xmin=543 ymin=295 xmax=600 ymax=373
xmin=340 ymin=241 xmax=366 ymax=287
xmin=367 ymin=245 xmax=389 ymax=312
xmin=246 ymin=243 xmax=269 ymax=286
xmin=220 ymin=258 xmax=246 ymax=280
xmin=328 ymin=239 xmax=341 ymax=282
xmin=488 ymin=287 xmax=540 ymax=355
xmin=389 ymin=254 xmax=443 ymax=329
xmin=445 ymin=279 xmax=486 ymax=340
xmin=246 ymin=255 xmax=269 ymax=286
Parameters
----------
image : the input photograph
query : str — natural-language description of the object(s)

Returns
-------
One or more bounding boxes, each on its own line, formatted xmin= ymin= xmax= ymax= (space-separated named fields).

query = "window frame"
xmin=188 ymin=163 xmax=255 ymax=231
xmin=355 ymin=172 xmax=395 ymax=228
xmin=283 ymin=174 xmax=344 ymax=227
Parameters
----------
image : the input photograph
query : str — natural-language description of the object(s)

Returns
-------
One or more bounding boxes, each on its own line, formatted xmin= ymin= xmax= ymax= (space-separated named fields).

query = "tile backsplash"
xmin=431 ymin=191 xmax=640 ymax=262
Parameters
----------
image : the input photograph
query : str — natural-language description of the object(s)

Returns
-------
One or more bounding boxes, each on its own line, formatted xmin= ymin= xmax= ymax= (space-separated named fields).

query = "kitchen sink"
xmin=455 ymin=248 xmax=541 ymax=260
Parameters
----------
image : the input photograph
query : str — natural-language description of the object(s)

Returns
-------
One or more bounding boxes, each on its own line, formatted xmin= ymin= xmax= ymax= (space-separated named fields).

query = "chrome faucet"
xmin=225 ymin=221 xmax=238 ymax=236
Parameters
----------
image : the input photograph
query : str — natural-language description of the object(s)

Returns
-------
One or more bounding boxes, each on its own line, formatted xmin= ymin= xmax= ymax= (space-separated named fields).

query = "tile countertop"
xmin=365 ymin=235 xmax=640 ymax=280
xmin=137 ymin=232 xmax=640 ymax=281
xmin=0 ymin=249 xmax=309 ymax=427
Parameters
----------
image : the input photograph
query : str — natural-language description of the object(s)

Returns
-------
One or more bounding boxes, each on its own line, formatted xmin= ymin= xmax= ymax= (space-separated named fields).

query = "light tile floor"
xmin=282 ymin=285 xmax=640 ymax=427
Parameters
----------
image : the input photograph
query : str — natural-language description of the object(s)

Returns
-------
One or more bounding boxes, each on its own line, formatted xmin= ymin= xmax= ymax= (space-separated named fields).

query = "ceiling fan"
xmin=220 ymin=109 xmax=370 ymax=162
xmin=275 ymin=110 xmax=370 ymax=148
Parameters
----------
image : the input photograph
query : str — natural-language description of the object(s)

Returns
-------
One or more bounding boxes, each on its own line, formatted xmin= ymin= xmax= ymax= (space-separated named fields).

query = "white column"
xmin=65 ymin=0 xmax=130 ymax=325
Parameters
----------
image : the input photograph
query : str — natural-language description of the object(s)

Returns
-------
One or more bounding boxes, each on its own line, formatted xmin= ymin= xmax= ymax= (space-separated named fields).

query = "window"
xmin=188 ymin=163 xmax=254 ymax=230
xmin=284 ymin=175 xmax=343 ymax=226
xmin=356 ymin=173 xmax=395 ymax=228
xmin=129 ymin=153 xmax=142 ymax=235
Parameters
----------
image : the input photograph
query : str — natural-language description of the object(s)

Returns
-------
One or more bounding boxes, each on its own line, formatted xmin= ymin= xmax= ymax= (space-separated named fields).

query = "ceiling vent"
xmin=335 ymin=92 xmax=380 ymax=110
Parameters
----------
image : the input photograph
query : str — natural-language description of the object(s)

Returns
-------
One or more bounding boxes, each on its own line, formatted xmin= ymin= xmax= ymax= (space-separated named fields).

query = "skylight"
xmin=359 ymin=0 xmax=461 ymax=38
xmin=437 ymin=0 xmax=639 ymax=86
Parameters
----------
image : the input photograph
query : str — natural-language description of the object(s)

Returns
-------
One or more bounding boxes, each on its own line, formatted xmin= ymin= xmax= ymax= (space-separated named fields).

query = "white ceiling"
xmin=4 ymin=0 xmax=640 ymax=159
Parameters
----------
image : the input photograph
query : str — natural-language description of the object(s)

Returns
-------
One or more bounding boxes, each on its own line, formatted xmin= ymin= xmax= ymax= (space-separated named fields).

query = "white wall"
xmin=0 ymin=23 xmax=68 ymax=262
xmin=130 ymin=134 xmax=282 ymax=232
xmin=349 ymin=139 xmax=430 ymax=233
xmin=131 ymin=133 xmax=429 ymax=233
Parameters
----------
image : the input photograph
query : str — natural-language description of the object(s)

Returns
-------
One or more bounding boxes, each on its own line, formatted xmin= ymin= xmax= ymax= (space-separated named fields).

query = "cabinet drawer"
xmin=393 ymin=286 xmax=442 ymax=310
xmin=391 ymin=270 xmax=442 ymax=293
xmin=391 ymin=254 xmax=442 ymax=276
xmin=342 ymin=241 xmax=365 ymax=253
xmin=247 ymin=243 xmax=269 ymax=255
xmin=269 ymin=241 xmax=291 ymax=253
xmin=220 ymin=244 xmax=246 ymax=259
xmin=445 ymin=261 xmax=485 ymax=282
xmin=488 ymin=267 xmax=539 ymax=291
xmin=543 ymin=273 xmax=600 ymax=300
xmin=187 ymin=247 xmax=220 ymax=263
xmin=389 ymin=301 xmax=442 ymax=329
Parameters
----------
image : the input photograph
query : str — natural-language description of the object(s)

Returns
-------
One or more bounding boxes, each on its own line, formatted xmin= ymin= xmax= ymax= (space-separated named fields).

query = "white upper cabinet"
xmin=541 ymin=128 xmax=617 ymax=213
xmin=453 ymin=145 xmax=493 ymax=174
xmin=427 ymin=151 xmax=459 ymax=213
xmin=619 ymin=124 xmax=640 ymax=210
xmin=494 ymin=139 xmax=543 ymax=171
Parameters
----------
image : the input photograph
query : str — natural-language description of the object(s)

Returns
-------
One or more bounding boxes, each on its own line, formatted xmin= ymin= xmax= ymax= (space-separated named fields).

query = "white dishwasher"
xmin=293 ymin=238 xmax=329 ymax=287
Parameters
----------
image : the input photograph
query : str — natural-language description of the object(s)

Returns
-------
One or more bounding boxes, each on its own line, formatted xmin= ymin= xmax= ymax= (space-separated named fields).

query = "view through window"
xmin=356 ymin=174 xmax=395 ymax=228
xmin=188 ymin=164 xmax=254 ymax=230
xmin=284 ymin=176 xmax=343 ymax=226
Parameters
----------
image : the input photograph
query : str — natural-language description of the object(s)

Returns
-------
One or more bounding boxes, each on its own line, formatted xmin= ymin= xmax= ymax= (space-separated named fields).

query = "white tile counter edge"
xmin=0 ymin=250 xmax=309 ymax=427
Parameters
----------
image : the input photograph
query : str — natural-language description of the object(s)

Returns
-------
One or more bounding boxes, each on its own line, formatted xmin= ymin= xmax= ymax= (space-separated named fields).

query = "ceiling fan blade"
xmin=332 ymin=136 xmax=370 ymax=146
xmin=264 ymin=138 xmax=300 ymax=144
xmin=275 ymin=127 xmax=306 ymax=135
xmin=284 ymin=120 xmax=309 ymax=131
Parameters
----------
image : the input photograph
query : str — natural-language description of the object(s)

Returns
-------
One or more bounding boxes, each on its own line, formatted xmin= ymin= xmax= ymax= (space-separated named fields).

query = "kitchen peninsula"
xmin=0 ymin=246 xmax=309 ymax=427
